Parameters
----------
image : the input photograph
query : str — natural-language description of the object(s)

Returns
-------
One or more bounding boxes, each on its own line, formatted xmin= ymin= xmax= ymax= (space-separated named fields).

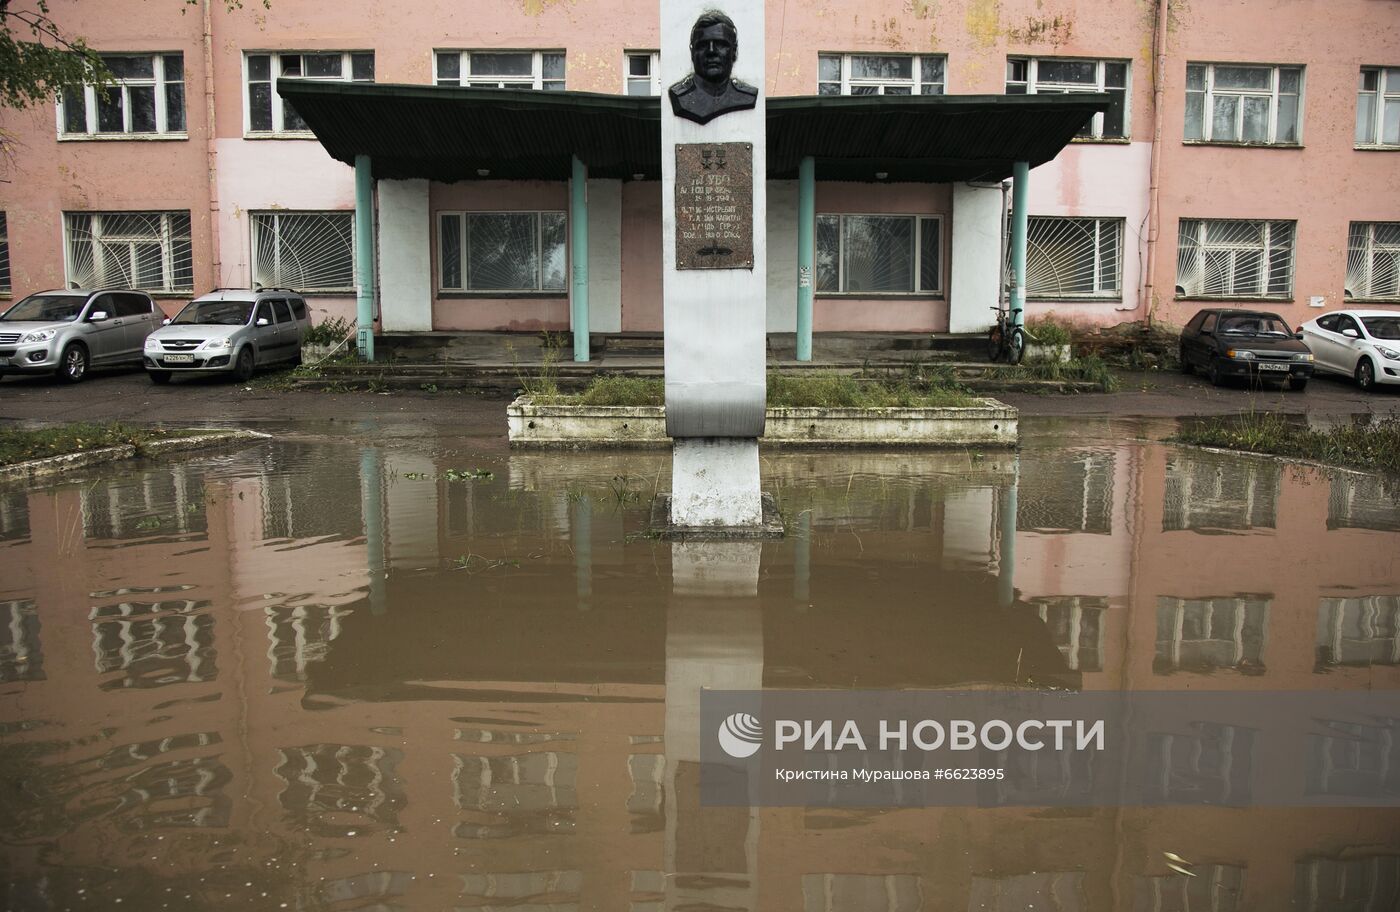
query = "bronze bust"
xmin=668 ymin=10 xmax=758 ymax=125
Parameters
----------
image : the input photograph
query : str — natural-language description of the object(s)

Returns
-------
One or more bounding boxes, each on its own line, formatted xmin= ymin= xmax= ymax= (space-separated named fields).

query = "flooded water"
xmin=1 ymin=419 xmax=1397 ymax=911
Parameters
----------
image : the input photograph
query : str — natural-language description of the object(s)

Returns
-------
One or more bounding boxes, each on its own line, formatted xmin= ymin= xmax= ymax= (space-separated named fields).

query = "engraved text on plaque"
xmin=674 ymin=141 xmax=754 ymax=270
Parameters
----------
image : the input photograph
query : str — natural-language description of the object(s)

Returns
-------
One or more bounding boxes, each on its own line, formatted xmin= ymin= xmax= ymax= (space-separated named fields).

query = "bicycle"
xmin=986 ymin=303 xmax=1026 ymax=365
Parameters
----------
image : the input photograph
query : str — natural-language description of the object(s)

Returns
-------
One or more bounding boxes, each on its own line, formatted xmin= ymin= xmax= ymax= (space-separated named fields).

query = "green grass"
xmin=0 ymin=423 xmax=204 ymax=467
xmin=982 ymin=355 xmax=1119 ymax=392
xmin=1172 ymin=413 xmax=1400 ymax=475
xmin=302 ymin=316 xmax=356 ymax=347
xmin=530 ymin=371 xmax=977 ymax=408
xmin=1024 ymin=315 xmax=1074 ymax=348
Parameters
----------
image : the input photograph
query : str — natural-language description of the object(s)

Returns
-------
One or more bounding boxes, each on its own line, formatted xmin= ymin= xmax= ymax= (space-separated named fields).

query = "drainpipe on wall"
xmin=1142 ymin=0 xmax=1169 ymax=327
xmin=202 ymin=0 xmax=222 ymax=288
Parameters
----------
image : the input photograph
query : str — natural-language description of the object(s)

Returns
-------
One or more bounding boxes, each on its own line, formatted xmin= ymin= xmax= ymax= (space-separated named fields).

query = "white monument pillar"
xmin=661 ymin=2 xmax=768 ymax=529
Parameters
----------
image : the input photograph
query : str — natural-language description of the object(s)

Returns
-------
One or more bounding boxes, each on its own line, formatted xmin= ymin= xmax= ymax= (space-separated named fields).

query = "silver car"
xmin=143 ymin=289 xmax=310 ymax=384
xmin=0 ymin=289 xmax=165 ymax=383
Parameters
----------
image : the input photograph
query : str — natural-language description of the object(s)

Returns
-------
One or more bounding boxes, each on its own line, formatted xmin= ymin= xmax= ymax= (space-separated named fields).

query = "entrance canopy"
xmin=278 ymin=80 xmax=1111 ymax=183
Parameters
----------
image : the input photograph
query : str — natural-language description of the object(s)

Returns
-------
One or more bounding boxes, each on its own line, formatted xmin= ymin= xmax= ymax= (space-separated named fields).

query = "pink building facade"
xmin=1 ymin=0 xmax=1397 ymax=339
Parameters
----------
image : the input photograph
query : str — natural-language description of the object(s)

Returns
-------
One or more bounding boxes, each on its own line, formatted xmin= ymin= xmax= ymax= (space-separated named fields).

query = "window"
xmin=818 ymin=53 xmax=945 ymax=95
xmin=245 ymin=52 xmax=374 ymax=134
xmin=59 ymin=53 xmax=185 ymax=137
xmin=1022 ymin=216 xmax=1123 ymax=299
xmin=435 ymin=51 xmax=564 ymax=90
xmin=1185 ymin=63 xmax=1303 ymax=144
xmin=0 ymin=213 xmax=8 ymax=294
xmin=1155 ymin=596 xmax=1270 ymax=674
xmin=250 ymin=211 xmax=355 ymax=292
xmin=1346 ymin=222 xmax=1400 ymax=301
xmin=64 ymin=211 xmax=193 ymax=292
xmin=438 ymin=212 xmax=567 ymax=292
xmin=816 ymin=214 xmax=941 ymax=294
xmin=1175 ymin=219 xmax=1295 ymax=299
xmin=1006 ymin=57 xmax=1128 ymax=139
xmin=1356 ymin=66 xmax=1400 ymax=147
xmin=625 ymin=51 xmax=660 ymax=96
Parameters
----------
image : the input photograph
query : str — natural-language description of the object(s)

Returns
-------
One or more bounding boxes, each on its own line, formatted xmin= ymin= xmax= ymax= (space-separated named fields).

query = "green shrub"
xmin=528 ymin=371 xmax=976 ymax=409
xmin=303 ymin=316 xmax=356 ymax=347
xmin=1025 ymin=315 xmax=1074 ymax=348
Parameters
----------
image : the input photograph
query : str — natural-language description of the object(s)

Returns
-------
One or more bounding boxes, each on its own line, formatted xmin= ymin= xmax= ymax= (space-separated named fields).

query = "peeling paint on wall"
xmin=906 ymin=0 xmax=939 ymax=46
xmin=1004 ymin=15 xmax=1074 ymax=47
xmin=965 ymin=0 xmax=1002 ymax=50
xmin=520 ymin=0 xmax=573 ymax=16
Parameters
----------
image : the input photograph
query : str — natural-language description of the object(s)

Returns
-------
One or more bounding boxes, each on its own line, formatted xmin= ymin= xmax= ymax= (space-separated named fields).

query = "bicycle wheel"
xmin=986 ymin=325 xmax=1004 ymax=362
xmin=1005 ymin=327 xmax=1026 ymax=365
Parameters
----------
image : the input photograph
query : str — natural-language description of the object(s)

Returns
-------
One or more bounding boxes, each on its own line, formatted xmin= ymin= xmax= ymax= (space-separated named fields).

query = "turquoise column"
xmin=354 ymin=154 xmax=376 ymax=361
xmin=360 ymin=447 xmax=387 ymax=615
xmin=1010 ymin=160 xmax=1029 ymax=330
xmin=570 ymin=156 xmax=590 ymax=363
xmin=796 ymin=156 xmax=815 ymax=362
xmin=997 ymin=458 xmax=1019 ymax=610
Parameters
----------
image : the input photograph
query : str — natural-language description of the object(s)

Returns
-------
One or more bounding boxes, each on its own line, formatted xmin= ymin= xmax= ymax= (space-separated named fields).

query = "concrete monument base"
xmin=652 ymin=493 xmax=785 ymax=540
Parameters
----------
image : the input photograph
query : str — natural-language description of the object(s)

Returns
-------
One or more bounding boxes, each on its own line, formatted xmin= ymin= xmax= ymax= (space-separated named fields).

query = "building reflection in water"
xmin=0 ymin=434 xmax=1396 ymax=910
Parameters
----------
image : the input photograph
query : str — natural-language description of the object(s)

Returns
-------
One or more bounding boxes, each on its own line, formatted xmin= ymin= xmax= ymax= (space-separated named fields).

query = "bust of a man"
xmin=668 ymin=10 xmax=758 ymax=125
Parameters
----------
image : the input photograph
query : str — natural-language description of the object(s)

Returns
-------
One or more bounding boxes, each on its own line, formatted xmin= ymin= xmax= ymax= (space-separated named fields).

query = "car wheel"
xmin=1287 ymin=377 xmax=1308 ymax=392
xmin=148 ymin=370 xmax=172 ymax=385
xmin=1207 ymin=358 xmax=1225 ymax=387
xmin=232 ymin=347 xmax=255 ymax=383
xmin=290 ymin=351 xmax=303 ymax=368
xmin=57 ymin=343 xmax=89 ymax=383
xmin=1179 ymin=346 xmax=1193 ymax=374
xmin=1356 ymin=358 xmax=1376 ymax=392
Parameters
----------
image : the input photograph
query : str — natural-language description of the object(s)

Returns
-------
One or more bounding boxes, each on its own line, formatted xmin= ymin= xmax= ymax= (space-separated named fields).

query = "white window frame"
xmin=250 ymin=210 xmax=356 ymax=294
xmin=816 ymin=213 xmax=943 ymax=295
xmin=63 ymin=210 xmax=194 ymax=293
xmin=437 ymin=210 xmax=568 ymax=293
xmin=1356 ymin=66 xmax=1400 ymax=148
xmin=56 ymin=53 xmax=186 ymax=138
xmin=1184 ymin=62 xmax=1304 ymax=145
xmin=1175 ymin=218 xmax=1296 ymax=300
xmin=1005 ymin=57 xmax=1129 ymax=140
xmin=624 ymin=50 xmax=660 ymax=96
xmin=243 ymin=51 xmax=374 ymax=136
xmin=1023 ymin=216 xmax=1124 ymax=300
xmin=1346 ymin=221 xmax=1400 ymax=302
xmin=818 ymin=53 xmax=946 ymax=95
xmin=435 ymin=50 xmax=565 ymax=90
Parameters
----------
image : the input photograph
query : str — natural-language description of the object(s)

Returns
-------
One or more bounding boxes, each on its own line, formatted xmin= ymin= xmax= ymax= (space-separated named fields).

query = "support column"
xmin=998 ymin=457 xmax=1019 ymax=609
xmin=1010 ymin=161 xmax=1029 ymax=330
xmin=360 ymin=447 xmax=386 ymax=615
xmin=570 ymin=155 xmax=590 ymax=363
xmin=354 ymin=154 xmax=376 ymax=361
xmin=796 ymin=156 xmax=815 ymax=362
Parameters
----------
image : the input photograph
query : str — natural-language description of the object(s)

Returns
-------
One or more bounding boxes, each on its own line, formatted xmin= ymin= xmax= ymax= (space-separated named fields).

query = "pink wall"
xmin=621 ymin=182 xmax=664 ymax=332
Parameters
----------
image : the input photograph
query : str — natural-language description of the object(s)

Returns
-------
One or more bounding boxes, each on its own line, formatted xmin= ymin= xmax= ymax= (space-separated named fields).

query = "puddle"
xmin=1 ymin=423 xmax=1397 ymax=910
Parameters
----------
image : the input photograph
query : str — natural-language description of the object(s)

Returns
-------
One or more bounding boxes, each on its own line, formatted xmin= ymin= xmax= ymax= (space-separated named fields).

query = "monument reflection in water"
xmin=1 ymin=424 xmax=1398 ymax=910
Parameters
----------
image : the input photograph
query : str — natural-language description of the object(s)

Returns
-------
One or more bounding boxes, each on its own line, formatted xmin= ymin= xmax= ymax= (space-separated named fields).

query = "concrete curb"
xmin=0 ymin=430 xmax=271 ymax=484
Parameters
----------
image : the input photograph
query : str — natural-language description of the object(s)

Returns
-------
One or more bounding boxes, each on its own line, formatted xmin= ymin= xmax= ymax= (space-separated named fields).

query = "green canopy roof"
xmin=277 ymin=79 xmax=1110 ymax=183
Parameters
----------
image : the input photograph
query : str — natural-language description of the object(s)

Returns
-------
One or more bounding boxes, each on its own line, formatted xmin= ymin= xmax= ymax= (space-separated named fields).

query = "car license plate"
xmin=163 ymin=354 xmax=194 ymax=364
xmin=1257 ymin=363 xmax=1289 ymax=372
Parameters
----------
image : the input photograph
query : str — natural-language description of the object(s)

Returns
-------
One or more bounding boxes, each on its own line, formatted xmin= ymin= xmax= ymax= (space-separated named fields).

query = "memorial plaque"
xmin=675 ymin=142 xmax=754 ymax=270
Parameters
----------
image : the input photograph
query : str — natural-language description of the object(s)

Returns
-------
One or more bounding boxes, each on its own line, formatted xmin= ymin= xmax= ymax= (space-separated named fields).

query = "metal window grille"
xmin=245 ymin=52 xmax=373 ymax=134
xmin=438 ymin=211 xmax=567 ymax=292
xmin=815 ymin=214 xmax=941 ymax=294
xmin=625 ymin=51 xmax=659 ymax=96
xmin=1345 ymin=221 xmax=1400 ymax=301
xmin=64 ymin=211 xmax=193 ymax=292
xmin=1005 ymin=57 xmax=1129 ymax=139
xmin=818 ymin=53 xmax=945 ymax=96
xmin=1175 ymin=218 xmax=1295 ymax=299
xmin=251 ymin=211 xmax=355 ymax=292
xmin=1355 ymin=66 xmax=1400 ymax=147
xmin=436 ymin=51 xmax=565 ymax=90
xmin=58 ymin=53 xmax=185 ymax=136
xmin=1022 ymin=217 xmax=1123 ymax=299
xmin=0 ymin=212 xmax=9 ymax=293
xmin=1184 ymin=62 xmax=1303 ymax=144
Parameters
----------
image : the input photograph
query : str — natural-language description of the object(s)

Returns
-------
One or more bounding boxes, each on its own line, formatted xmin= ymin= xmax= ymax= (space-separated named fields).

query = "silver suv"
xmin=143 ymin=289 xmax=310 ymax=383
xmin=0 ymin=289 xmax=165 ymax=383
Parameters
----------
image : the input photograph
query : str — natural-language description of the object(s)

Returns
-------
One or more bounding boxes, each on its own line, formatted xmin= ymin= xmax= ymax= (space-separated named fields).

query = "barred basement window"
xmin=0 ymin=213 xmax=9 ymax=293
xmin=64 ymin=211 xmax=193 ymax=292
xmin=816 ymin=214 xmax=941 ymax=294
xmin=1175 ymin=218 xmax=1295 ymax=299
xmin=818 ymin=53 xmax=945 ymax=95
xmin=1023 ymin=217 xmax=1123 ymax=299
xmin=59 ymin=53 xmax=185 ymax=137
xmin=1185 ymin=62 xmax=1303 ymax=144
xmin=1345 ymin=222 xmax=1400 ymax=301
xmin=438 ymin=211 xmax=567 ymax=292
xmin=245 ymin=52 xmax=374 ymax=135
xmin=251 ymin=212 xmax=355 ymax=292
xmin=436 ymin=51 xmax=565 ymax=90
xmin=1006 ymin=57 xmax=1129 ymax=139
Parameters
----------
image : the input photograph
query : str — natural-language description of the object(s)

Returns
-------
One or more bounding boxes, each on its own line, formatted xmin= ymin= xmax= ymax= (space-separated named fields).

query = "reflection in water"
xmin=0 ymin=430 xmax=1396 ymax=910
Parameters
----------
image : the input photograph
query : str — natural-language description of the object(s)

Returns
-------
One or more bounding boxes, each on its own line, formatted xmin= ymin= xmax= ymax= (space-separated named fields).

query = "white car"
xmin=1298 ymin=310 xmax=1400 ymax=391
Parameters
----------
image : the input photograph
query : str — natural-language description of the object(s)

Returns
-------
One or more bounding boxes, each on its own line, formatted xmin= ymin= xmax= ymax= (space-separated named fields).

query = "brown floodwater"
xmin=1 ymin=419 xmax=1397 ymax=911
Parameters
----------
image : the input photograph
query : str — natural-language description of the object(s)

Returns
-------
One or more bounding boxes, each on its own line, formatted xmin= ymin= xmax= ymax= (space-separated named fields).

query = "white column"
xmin=948 ymin=182 xmax=1005 ymax=334
xmin=587 ymin=178 xmax=623 ymax=334
xmin=377 ymin=179 xmax=433 ymax=332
